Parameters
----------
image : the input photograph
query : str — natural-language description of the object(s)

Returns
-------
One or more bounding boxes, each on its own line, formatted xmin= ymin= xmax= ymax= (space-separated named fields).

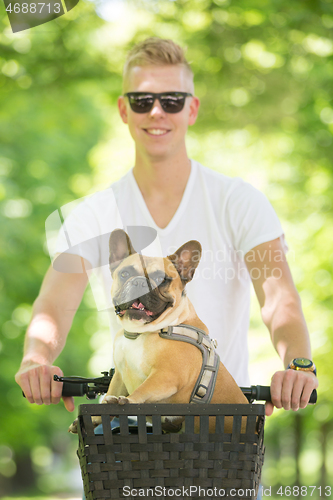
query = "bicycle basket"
xmin=76 ymin=403 xmax=265 ymax=500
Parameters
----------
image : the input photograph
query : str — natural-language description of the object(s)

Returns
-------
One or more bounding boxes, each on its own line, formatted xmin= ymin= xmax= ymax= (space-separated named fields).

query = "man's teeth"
xmin=146 ymin=129 xmax=167 ymax=135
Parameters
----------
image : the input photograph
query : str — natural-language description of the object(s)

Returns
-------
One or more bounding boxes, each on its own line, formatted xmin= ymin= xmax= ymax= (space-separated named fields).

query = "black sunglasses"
xmin=124 ymin=92 xmax=193 ymax=114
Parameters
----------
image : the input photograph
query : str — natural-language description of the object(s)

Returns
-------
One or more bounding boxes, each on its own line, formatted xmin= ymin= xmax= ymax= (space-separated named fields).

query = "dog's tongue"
xmin=132 ymin=301 xmax=143 ymax=309
xmin=132 ymin=301 xmax=153 ymax=316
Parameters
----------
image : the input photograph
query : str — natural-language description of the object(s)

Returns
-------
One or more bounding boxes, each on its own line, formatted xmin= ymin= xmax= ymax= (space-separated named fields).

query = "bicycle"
xmin=52 ymin=372 xmax=317 ymax=500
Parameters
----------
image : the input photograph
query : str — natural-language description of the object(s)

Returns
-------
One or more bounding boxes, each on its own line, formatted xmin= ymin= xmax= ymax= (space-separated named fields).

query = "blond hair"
xmin=123 ymin=37 xmax=193 ymax=92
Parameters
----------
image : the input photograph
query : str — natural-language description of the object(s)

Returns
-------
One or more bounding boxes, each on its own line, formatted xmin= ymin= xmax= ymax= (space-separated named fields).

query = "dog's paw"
xmin=91 ymin=416 xmax=102 ymax=428
xmin=68 ymin=418 xmax=78 ymax=434
xmin=162 ymin=416 xmax=185 ymax=433
xmin=118 ymin=396 xmax=130 ymax=405
xmin=103 ymin=395 xmax=119 ymax=404
xmin=102 ymin=395 xmax=131 ymax=405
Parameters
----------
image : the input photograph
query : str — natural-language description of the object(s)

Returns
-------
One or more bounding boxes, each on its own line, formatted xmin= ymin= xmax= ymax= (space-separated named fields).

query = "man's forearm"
xmin=20 ymin=295 xmax=75 ymax=368
xmin=246 ymin=238 xmax=317 ymax=415
xmin=267 ymin=296 xmax=312 ymax=368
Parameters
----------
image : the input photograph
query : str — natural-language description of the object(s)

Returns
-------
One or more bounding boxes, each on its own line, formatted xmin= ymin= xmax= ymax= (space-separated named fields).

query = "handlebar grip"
xmin=61 ymin=381 xmax=88 ymax=397
xmin=254 ymin=385 xmax=271 ymax=402
xmin=253 ymin=385 xmax=317 ymax=404
xmin=22 ymin=382 xmax=88 ymax=399
xmin=310 ymin=389 xmax=317 ymax=404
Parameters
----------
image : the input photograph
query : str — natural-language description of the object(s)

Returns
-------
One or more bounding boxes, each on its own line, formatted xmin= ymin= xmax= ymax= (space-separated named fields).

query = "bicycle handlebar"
xmin=22 ymin=370 xmax=317 ymax=404
xmin=53 ymin=370 xmax=115 ymax=399
xmin=50 ymin=371 xmax=316 ymax=404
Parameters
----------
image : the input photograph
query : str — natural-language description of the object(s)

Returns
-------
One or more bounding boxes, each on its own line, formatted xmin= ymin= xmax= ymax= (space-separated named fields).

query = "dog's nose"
xmin=132 ymin=276 xmax=149 ymax=289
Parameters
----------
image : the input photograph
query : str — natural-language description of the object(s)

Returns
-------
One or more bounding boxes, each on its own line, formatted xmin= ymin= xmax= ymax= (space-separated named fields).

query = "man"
xmin=15 ymin=37 xmax=318 ymax=417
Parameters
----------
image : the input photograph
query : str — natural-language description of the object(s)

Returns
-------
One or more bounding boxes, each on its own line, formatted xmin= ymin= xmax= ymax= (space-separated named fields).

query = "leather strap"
xmin=124 ymin=331 xmax=141 ymax=340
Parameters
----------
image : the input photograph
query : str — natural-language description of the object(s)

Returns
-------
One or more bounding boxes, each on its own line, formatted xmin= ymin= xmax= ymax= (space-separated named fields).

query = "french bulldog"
xmin=69 ymin=229 xmax=248 ymax=433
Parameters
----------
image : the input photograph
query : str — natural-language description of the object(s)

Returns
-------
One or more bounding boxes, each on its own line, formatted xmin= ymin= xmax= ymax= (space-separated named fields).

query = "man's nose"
xmin=149 ymin=98 xmax=166 ymax=117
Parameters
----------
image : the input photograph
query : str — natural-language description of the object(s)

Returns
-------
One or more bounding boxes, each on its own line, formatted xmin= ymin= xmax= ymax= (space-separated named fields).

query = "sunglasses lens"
xmin=126 ymin=93 xmax=190 ymax=113
xmin=128 ymin=95 xmax=154 ymax=113
xmin=160 ymin=94 xmax=186 ymax=113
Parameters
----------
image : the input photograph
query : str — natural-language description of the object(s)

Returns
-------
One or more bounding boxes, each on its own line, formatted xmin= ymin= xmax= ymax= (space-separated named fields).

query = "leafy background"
xmin=0 ymin=0 xmax=332 ymax=498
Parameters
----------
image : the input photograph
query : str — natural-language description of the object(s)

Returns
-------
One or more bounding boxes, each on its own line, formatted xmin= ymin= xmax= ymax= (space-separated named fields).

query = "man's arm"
xmin=15 ymin=255 xmax=90 ymax=412
xmin=245 ymin=237 xmax=318 ymax=416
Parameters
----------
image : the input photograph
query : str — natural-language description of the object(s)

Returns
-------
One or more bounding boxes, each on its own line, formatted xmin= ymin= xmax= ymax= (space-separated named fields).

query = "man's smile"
xmin=144 ymin=128 xmax=170 ymax=136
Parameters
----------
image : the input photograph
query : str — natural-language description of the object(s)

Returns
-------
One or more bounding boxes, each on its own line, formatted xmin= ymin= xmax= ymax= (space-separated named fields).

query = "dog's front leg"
xmin=91 ymin=370 xmax=129 ymax=427
xmin=101 ymin=371 xmax=128 ymax=405
xmin=114 ymin=373 xmax=185 ymax=433
xmin=115 ymin=371 xmax=179 ymax=405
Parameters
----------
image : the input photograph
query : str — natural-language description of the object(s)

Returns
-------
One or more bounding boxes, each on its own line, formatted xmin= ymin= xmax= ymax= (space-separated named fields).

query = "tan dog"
xmin=69 ymin=229 xmax=248 ymax=433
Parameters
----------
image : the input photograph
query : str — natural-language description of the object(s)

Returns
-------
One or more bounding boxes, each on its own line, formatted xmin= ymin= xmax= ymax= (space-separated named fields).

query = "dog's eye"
xmin=154 ymin=276 xmax=165 ymax=285
xmin=155 ymin=275 xmax=171 ymax=286
xmin=120 ymin=271 xmax=130 ymax=279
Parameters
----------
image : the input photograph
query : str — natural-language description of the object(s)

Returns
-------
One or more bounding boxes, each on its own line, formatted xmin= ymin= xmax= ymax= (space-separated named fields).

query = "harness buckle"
xmin=165 ymin=326 xmax=173 ymax=336
xmin=196 ymin=383 xmax=208 ymax=398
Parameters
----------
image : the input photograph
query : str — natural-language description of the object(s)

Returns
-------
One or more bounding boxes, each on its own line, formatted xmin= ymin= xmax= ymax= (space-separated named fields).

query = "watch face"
xmin=294 ymin=358 xmax=312 ymax=368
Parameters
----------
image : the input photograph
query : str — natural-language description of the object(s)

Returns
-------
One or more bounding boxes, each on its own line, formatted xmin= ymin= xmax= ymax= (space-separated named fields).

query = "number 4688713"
xmin=6 ymin=3 xmax=61 ymax=14
xmin=277 ymin=486 xmax=332 ymax=496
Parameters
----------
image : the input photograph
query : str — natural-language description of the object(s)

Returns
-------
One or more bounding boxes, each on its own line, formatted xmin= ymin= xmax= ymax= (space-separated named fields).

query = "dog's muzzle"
xmin=113 ymin=276 xmax=171 ymax=319
xmin=114 ymin=276 xmax=154 ymax=309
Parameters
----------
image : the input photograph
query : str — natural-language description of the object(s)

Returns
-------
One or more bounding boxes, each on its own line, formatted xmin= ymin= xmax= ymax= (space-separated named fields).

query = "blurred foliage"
xmin=0 ymin=0 xmax=333 ymax=496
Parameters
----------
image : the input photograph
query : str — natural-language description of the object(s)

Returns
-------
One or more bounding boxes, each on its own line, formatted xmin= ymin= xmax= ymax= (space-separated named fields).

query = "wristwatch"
xmin=287 ymin=358 xmax=317 ymax=376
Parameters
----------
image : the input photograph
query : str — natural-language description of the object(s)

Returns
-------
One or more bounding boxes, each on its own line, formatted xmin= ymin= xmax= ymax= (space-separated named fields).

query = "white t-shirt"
xmin=54 ymin=160 xmax=285 ymax=385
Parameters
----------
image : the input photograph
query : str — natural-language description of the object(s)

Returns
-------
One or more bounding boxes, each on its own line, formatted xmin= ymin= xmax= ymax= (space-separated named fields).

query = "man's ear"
xmin=188 ymin=96 xmax=200 ymax=126
xmin=167 ymin=240 xmax=202 ymax=283
xmin=109 ymin=229 xmax=136 ymax=276
xmin=118 ymin=96 xmax=128 ymax=124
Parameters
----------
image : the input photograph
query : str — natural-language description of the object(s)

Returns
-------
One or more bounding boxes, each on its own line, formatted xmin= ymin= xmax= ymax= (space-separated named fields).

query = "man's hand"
xmin=15 ymin=363 xmax=75 ymax=412
xmin=265 ymin=369 xmax=318 ymax=416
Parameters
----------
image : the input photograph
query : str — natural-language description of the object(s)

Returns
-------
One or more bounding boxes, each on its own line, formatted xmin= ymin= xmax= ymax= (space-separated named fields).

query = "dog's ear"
xmin=109 ymin=229 xmax=136 ymax=276
xmin=167 ymin=240 xmax=202 ymax=283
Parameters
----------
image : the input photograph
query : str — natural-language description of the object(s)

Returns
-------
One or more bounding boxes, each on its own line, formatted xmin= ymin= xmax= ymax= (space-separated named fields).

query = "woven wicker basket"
xmin=77 ymin=403 xmax=265 ymax=500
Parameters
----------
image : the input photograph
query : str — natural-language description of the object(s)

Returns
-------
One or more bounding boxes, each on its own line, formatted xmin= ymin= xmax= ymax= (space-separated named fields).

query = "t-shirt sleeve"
xmin=225 ymin=180 xmax=286 ymax=256
xmin=53 ymin=198 xmax=102 ymax=270
xmin=50 ymin=186 xmax=126 ymax=273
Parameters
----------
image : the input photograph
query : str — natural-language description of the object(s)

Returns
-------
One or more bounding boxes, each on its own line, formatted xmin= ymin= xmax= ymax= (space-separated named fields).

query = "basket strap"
xmin=159 ymin=324 xmax=220 ymax=404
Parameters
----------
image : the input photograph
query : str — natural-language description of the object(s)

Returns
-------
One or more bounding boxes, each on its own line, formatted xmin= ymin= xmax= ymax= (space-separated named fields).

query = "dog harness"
xmin=124 ymin=325 xmax=220 ymax=404
xmin=159 ymin=325 xmax=220 ymax=404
